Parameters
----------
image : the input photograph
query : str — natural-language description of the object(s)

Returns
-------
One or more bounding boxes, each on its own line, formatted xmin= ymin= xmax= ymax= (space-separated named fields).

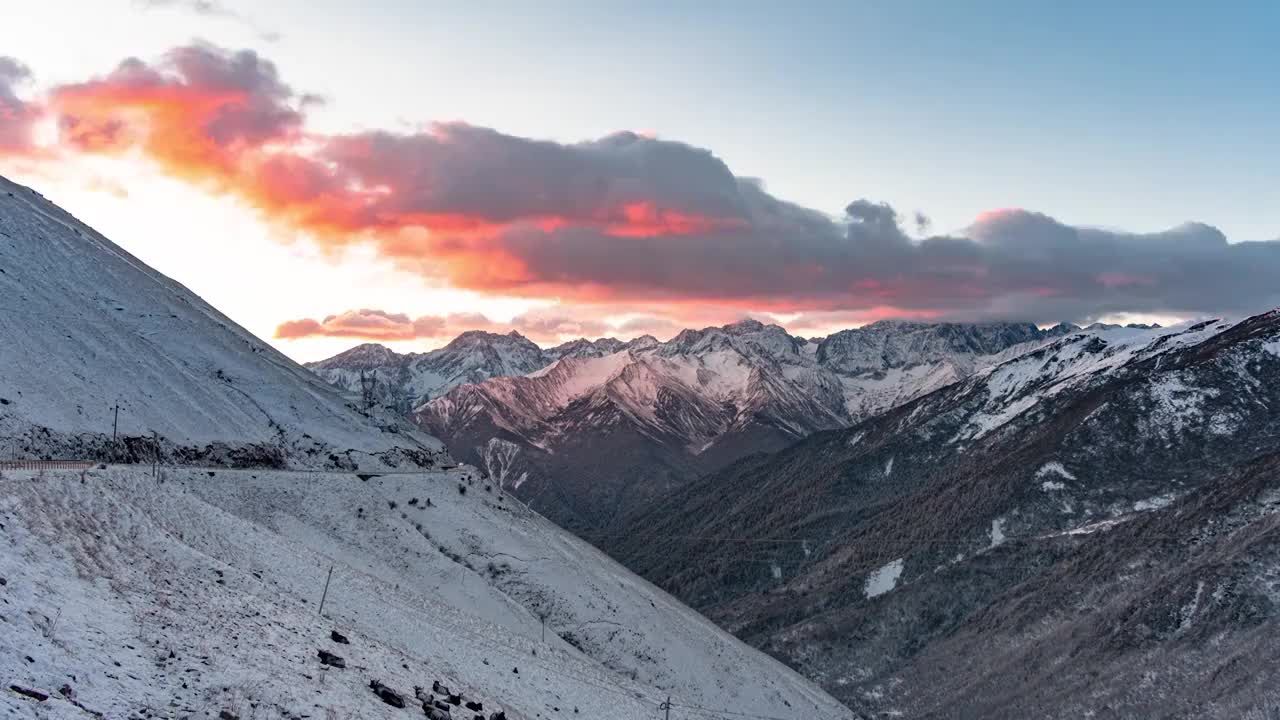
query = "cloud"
xmin=508 ymin=307 xmax=613 ymax=340
xmin=84 ymin=175 xmax=130 ymax=198
xmin=275 ymin=309 xmax=456 ymax=341
xmin=138 ymin=0 xmax=236 ymax=17
xmin=0 ymin=57 xmax=41 ymax=155
xmin=49 ymin=44 xmax=303 ymax=180
xmin=136 ymin=0 xmax=281 ymax=42
xmin=276 ymin=307 xmax=624 ymax=346
xmin=22 ymin=42 xmax=1280 ymax=324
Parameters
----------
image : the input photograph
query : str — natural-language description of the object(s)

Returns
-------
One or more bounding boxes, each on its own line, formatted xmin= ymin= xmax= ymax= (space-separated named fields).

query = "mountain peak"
xmin=723 ymin=318 xmax=767 ymax=334
xmin=627 ymin=334 xmax=660 ymax=351
xmin=447 ymin=329 xmax=537 ymax=350
xmin=307 ymin=342 xmax=403 ymax=370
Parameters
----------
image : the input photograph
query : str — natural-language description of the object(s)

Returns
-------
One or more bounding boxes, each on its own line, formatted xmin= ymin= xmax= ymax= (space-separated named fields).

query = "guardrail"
xmin=0 ymin=460 xmax=96 ymax=471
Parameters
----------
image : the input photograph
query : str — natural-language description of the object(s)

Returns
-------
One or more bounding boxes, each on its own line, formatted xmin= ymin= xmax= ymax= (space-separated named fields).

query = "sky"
xmin=1 ymin=0 xmax=1277 ymax=361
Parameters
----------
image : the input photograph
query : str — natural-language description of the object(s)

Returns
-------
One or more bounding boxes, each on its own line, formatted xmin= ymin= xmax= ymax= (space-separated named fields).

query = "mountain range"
xmin=316 ymin=318 xmax=1093 ymax=529
xmin=609 ymin=311 xmax=1280 ymax=717
xmin=307 ymin=332 xmax=634 ymax=412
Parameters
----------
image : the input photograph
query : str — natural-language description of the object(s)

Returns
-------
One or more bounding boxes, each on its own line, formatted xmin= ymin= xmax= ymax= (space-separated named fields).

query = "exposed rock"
xmin=317 ymin=649 xmax=345 ymax=668
xmin=9 ymin=685 xmax=48 ymax=701
xmin=369 ymin=679 xmax=405 ymax=708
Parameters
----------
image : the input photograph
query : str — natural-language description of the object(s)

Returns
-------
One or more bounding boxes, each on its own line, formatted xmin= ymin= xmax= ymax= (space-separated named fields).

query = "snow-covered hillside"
xmin=0 ymin=175 xmax=441 ymax=469
xmin=0 ymin=465 xmax=850 ymax=719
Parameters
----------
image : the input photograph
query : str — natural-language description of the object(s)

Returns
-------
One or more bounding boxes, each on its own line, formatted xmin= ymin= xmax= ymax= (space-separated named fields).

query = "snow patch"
xmin=1178 ymin=581 xmax=1206 ymax=632
xmin=864 ymin=558 xmax=904 ymax=599
xmin=1036 ymin=461 xmax=1077 ymax=481
xmin=1134 ymin=493 xmax=1177 ymax=512
xmin=990 ymin=518 xmax=1007 ymax=547
xmin=1146 ymin=376 xmax=1219 ymax=436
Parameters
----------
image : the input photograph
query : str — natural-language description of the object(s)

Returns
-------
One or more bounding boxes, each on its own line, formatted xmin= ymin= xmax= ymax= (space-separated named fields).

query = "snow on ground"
xmin=1036 ymin=462 xmax=1077 ymax=482
xmin=1146 ymin=376 xmax=1220 ymax=435
xmin=990 ymin=519 xmax=1007 ymax=547
xmin=1134 ymin=493 xmax=1178 ymax=512
xmin=864 ymin=559 xmax=904 ymax=599
xmin=956 ymin=320 xmax=1237 ymax=441
xmin=0 ymin=466 xmax=850 ymax=719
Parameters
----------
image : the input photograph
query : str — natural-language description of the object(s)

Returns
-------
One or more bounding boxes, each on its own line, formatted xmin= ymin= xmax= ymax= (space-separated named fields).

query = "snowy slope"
xmin=0 ymin=175 xmax=441 ymax=469
xmin=0 ymin=465 xmax=851 ymax=719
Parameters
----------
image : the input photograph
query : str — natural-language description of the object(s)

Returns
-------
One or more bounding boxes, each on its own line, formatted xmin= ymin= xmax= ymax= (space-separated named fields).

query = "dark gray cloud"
xmin=473 ymin=192 xmax=1280 ymax=323
xmin=318 ymin=126 xmax=748 ymax=226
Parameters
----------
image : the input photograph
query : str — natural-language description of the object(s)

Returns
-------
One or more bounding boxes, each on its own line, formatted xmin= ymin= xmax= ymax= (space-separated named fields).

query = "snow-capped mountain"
xmin=0 ymin=176 xmax=442 ymax=470
xmin=306 ymin=331 xmax=550 ymax=413
xmin=612 ymin=310 xmax=1280 ymax=717
xmin=306 ymin=334 xmax=648 ymax=413
xmin=546 ymin=336 xmax=634 ymax=360
xmin=415 ymin=318 xmax=1078 ymax=529
xmin=0 ymin=174 xmax=850 ymax=718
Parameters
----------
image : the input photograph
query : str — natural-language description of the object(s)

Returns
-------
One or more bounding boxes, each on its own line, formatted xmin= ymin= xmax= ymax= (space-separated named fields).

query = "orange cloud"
xmin=49 ymin=45 xmax=303 ymax=187
xmin=274 ymin=308 xmax=616 ymax=346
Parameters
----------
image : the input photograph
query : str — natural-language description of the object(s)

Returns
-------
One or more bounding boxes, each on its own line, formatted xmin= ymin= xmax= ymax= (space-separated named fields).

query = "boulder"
xmin=369 ymin=680 xmax=406 ymax=708
xmin=317 ymin=649 xmax=346 ymax=668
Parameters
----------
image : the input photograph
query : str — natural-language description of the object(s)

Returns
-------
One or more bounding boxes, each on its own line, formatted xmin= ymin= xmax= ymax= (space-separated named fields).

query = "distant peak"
xmin=723 ymin=318 xmax=766 ymax=333
xmin=308 ymin=342 xmax=401 ymax=369
xmin=448 ymin=329 xmax=534 ymax=348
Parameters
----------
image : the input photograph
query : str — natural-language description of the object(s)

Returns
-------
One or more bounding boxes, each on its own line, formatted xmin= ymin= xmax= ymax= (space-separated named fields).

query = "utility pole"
xmin=660 ymin=696 xmax=671 ymax=720
xmin=318 ymin=564 xmax=334 ymax=616
xmin=111 ymin=403 xmax=119 ymax=463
